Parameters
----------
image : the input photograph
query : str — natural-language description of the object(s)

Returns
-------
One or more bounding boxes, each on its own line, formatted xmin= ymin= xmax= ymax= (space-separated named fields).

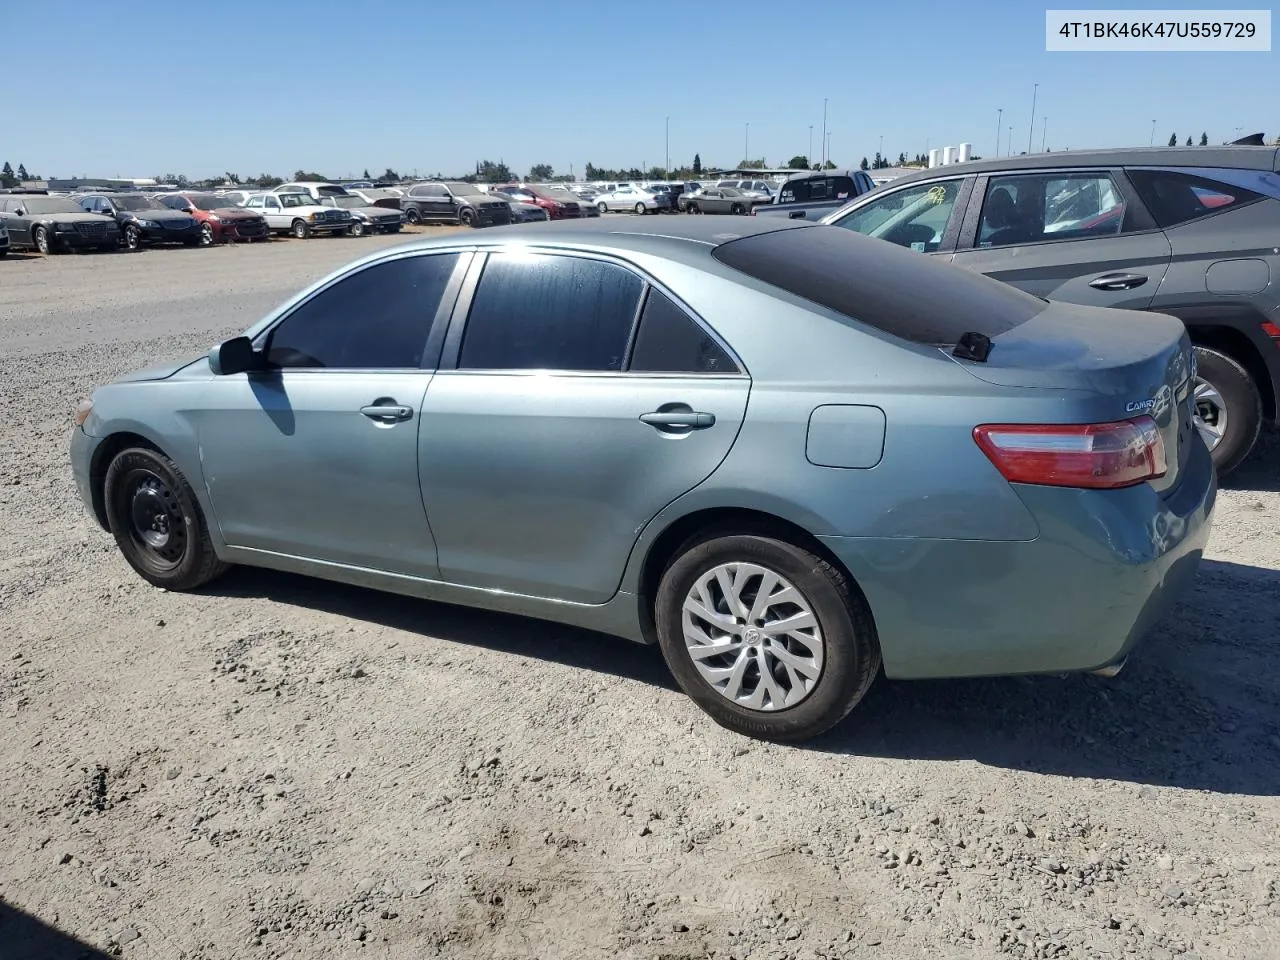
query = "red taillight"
xmin=1261 ymin=321 xmax=1280 ymax=341
xmin=973 ymin=416 xmax=1166 ymax=489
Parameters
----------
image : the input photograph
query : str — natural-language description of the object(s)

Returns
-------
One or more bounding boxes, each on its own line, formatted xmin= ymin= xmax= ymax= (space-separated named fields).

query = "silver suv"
xmin=821 ymin=145 xmax=1280 ymax=475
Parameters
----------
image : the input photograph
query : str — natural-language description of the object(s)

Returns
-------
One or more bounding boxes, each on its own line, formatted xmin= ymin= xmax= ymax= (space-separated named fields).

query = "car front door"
xmin=826 ymin=176 xmax=972 ymax=254
xmin=948 ymin=169 xmax=1172 ymax=309
xmin=193 ymin=250 xmax=469 ymax=577
xmin=419 ymin=251 xmax=751 ymax=604
xmin=0 ymin=200 xmax=31 ymax=247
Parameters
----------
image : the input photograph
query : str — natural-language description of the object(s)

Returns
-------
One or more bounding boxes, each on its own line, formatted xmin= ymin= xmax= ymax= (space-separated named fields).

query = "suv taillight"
xmin=973 ymin=416 xmax=1166 ymax=489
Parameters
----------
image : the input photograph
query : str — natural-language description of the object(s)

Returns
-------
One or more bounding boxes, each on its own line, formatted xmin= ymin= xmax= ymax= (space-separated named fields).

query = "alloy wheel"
xmin=681 ymin=562 xmax=824 ymax=711
xmin=1193 ymin=377 xmax=1228 ymax=451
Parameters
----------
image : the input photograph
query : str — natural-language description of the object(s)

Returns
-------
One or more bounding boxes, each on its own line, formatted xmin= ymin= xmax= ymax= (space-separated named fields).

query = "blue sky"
xmin=5 ymin=0 xmax=1275 ymax=181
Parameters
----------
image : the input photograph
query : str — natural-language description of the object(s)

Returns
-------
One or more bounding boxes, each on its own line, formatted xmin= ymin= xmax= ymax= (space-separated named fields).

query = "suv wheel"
xmin=403 ymin=207 xmax=422 ymax=225
xmin=459 ymin=208 xmax=476 ymax=227
xmin=655 ymin=532 xmax=880 ymax=742
xmin=1192 ymin=345 xmax=1261 ymax=476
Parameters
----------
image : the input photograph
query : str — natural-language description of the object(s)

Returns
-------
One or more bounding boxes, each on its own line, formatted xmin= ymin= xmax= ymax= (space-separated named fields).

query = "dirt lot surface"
xmin=1 ymin=234 xmax=1278 ymax=960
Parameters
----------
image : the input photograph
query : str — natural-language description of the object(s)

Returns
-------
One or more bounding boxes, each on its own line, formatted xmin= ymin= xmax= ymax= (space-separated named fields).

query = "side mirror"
xmin=208 ymin=336 xmax=262 ymax=376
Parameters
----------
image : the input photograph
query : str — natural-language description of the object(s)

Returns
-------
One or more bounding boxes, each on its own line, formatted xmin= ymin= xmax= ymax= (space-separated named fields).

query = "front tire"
xmin=104 ymin=447 xmax=229 ymax=591
xmin=1192 ymin=345 xmax=1262 ymax=476
xmin=122 ymin=224 xmax=141 ymax=251
xmin=459 ymin=208 xmax=476 ymax=227
xmin=730 ymin=203 xmax=745 ymax=215
xmin=348 ymin=220 xmax=366 ymax=237
xmin=291 ymin=219 xmax=310 ymax=239
xmin=33 ymin=226 xmax=52 ymax=254
xmin=655 ymin=532 xmax=880 ymax=743
xmin=198 ymin=222 xmax=215 ymax=246
xmin=687 ymin=203 xmax=700 ymax=215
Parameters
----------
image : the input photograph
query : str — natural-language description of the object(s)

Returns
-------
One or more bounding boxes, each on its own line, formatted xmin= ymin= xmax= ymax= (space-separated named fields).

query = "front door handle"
xmin=640 ymin=410 xmax=715 ymax=430
xmin=1089 ymin=272 xmax=1148 ymax=291
xmin=360 ymin=400 xmax=413 ymax=423
xmin=788 ymin=210 xmax=807 ymax=219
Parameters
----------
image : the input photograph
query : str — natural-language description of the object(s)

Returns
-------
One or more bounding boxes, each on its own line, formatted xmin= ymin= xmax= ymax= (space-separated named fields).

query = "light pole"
xmin=665 ymin=116 xmax=670 ymax=177
xmin=996 ymin=108 xmax=1003 ymax=157
xmin=1149 ymin=120 xmax=1157 ymax=146
xmin=809 ymin=125 xmax=813 ymax=166
xmin=822 ymin=98 xmax=828 ymax=167
xmin=1041 ymin=117 xmax=1047 ymax=152
xmin=826 ymin=131 xmax=832 ymax=167
xmin=878 ymin=134 xmax=884 ymax=165
xmin=1027 ymin=83 xmax=1038 ymax=154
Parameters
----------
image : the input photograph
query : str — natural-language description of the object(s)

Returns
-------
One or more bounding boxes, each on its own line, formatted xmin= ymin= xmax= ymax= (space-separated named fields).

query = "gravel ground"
xmin=1 ymin=234 xmax=1278 ymax=960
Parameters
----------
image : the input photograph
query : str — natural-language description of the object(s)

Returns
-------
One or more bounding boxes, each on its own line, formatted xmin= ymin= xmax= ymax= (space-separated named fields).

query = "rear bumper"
xmin=818 ymin=439 xmax=1217 ymax=680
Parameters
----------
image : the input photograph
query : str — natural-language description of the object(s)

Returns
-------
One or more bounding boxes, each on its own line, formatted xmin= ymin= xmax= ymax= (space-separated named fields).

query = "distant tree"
xmin=1183 ymin=136 xmax=1191 ymax=146
xmin=646 ymin=166 xmax=667 ymax=180
xmin=255 ymin=173 xmax=284 ymax=188
xmin=0 ymin=162 xmax=14 ymax=188
xmin=821 ymin=160 xmax=836 ymax=170
xmin=738 ymin=158 xmax=766 ymax=170
xmin=224 ymin=171 xmax=241 ymax=185
xmin=477 ymin=160 xmax=513 ymax=183
xmin=17 ymin=163 xmax=28 ymax=180
xmin=872 ymin=151 xmax=884 ymax=169
xmin=692 ymin=153 xmax=702 ymax=176
xmin=293 ymin=170 xmax=327 ymax=181
xmin=529 ymin=163 xmax=554 ymax=181
xmin=859 ymin=157 xmax=869 ymax=171
xmin=362 ymin=168 xmax=371 ymax=179
xmin=156 ymin=173 xmax=190 ymax=187
xmin=1168 ymin=132 xmax=1177 ymax=147
xmin=1199 ymin=132 xmax=1209 ymax=146
xmin=380 ymin=168 xmax=400 ymax=182
xmin=787 ymin=154 xmax=809 ymax=170
xmin=897 ymin=152 xmax=907 ymax=166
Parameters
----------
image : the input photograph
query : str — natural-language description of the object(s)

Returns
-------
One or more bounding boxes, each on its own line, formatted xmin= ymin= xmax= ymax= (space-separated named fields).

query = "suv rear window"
xmin=1126 ymin=169 xmax=1264 ymax=227
xmin=711 ymin=224 xmax=1046 ymax=345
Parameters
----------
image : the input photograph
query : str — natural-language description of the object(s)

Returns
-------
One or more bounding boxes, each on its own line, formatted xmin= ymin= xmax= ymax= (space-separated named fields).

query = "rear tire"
xmin=655 ymin=531 xmax=880 ymax=743
xmin=634 ymin=202 xmax=646 ymax=215
xmin=1192 ymin=345 xmax=1262 ymax=477
xmin=104 ymin=447 xmax=229 ymax=591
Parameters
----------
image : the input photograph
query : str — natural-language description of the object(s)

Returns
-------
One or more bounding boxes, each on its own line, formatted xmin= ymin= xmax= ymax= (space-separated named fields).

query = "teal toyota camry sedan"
xmin=70 ymin=217 xmax=1216 ymax=742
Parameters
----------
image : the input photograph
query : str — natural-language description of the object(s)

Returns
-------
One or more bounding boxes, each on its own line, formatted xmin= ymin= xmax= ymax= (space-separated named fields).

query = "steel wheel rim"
xmin=122 ymin=470 xmax=187 ymax=569
xmin=682 ymin=562 xmax=824 ymax=711
xmin=1193 ymin=377 xmax=1228 ymax=450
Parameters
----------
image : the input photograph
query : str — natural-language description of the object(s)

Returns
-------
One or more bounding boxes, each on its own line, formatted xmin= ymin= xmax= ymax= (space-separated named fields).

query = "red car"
xmin=492 ymin=184 xmax=584 ymax=220
xmin=157 ymin=192 xmax=271 ymax=244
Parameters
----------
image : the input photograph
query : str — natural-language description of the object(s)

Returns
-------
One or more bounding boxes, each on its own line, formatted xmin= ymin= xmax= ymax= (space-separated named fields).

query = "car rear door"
xmin=195 ymin=251 xmax=468 ymax=577
xmin=418 ymin=251 xmax=751 ymax=604
xmin=948 ymin=168 xmax=1172 ymax=309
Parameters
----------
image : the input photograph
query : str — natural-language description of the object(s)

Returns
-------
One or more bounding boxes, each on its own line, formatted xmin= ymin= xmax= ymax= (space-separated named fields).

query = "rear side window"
xmin=1126 ymin=169 xmax=1263 ymax=227
xmin=628 ymin=289 xmax=739 ymax=374
xmin=266 ymin=253 xmax=460 ymax=369
xmin=459 ymin=254 xmax=644 ymax=371
xmin=712 ymin=225 xmax=1046 ymax=346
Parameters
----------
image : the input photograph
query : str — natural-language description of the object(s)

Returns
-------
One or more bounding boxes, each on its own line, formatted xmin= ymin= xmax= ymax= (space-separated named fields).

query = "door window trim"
xmin=436 ymin=247 xmax=749 ymax=378
xmin=247 ymin=249 xmax=474 ymax=372
xmin=955 ymin=167 xmax=1160 ymax=251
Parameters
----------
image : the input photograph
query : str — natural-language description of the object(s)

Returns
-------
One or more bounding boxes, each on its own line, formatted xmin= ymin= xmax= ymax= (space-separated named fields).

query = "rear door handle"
xmin=1089 ymin=272 xmax=1148 ymax=291
xmin=640 ymin=410 xmax=715 ymax=430
xmin=788 ymin=210 xmax=807 ymax=219
xmin=360 ymin=401 xmax=413 ymax=423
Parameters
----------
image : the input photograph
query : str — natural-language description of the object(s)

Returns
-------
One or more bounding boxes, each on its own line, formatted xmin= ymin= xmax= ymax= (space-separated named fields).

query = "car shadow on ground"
xmin=0 ymin=903 xmax=113 ymax=960
xmin=210 ymin=555 xmax=1279 ymax=796
xmin=1222 ymin=427 xmax=1280 ymax=493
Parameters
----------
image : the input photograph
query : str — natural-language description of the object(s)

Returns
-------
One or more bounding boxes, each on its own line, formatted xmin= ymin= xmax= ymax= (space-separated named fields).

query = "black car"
xmin=398 ymin=182 xmax=512 ymax=227
xmin=0 ymin=195 xmax=121 ymax=254
xmin=75 ymin=193 xmax=203 ymax=250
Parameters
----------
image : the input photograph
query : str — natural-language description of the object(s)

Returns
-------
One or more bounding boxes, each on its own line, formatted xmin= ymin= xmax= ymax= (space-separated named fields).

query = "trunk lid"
xmin=951 ymin=301 xmax=1196 ymax=495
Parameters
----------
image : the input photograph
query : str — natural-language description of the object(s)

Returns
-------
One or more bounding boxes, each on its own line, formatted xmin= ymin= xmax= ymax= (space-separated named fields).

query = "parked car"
xmin=488 ymin=189 xmax=550 ymax=223
xmin=684 ymin=186 xmax=771 ymax=215
xmin=76 ymin=193 xmax=203 ymax=250
xmin=717 ymin=179 xmax=778 ymax=201
xmin=214 ymin=190 xmax=255 ymax=207
xmin=346 ymin=188 xmax=403 ymax=211
xmin=0 ymin=195 xmax=121 ymax=254
xmin=676 ymin=182 xmax=707 ymax=212
xmin=492 ymin=184 xmax=583 ymax=220
xmin=241 ymin=191 xmax=354 ymax=238
xmin=320 ymin=195 xmax=405 ymax=236
xmin=818 ymin=145 xmax=1280 ymax=475
xmin=594 ymin=184 xmax=671 ymax=214
xmin=751 ymin=169 xmax=878 ymax=221
xmin=0 ymin=215 xmax=9 ymax=257
xmin=541 ymin=184 xmax=600 ymax=217
xmin=273 ymin=181 xmax=351 ymax=201
xmin=156 ymin=192 xmax=270 ymax=244
xmin=399 ymin=182 xmax=513 ymax=227
xmin=70 ymin=216 xmax=1214 ymax=743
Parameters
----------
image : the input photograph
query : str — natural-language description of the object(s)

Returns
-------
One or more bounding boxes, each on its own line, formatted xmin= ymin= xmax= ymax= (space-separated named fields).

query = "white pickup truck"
xmin=242 ymin=192 xmax=354 ymax=238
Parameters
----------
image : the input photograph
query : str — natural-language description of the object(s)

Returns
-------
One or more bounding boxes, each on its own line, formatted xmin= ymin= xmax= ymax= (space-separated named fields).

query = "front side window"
xmin=628 ymin=289 xmax=738 ymax=374
xmin=265 ymin=254 xmax=461 ymax=369
xmin=978 ymin=173 xmax=1128 ymax=248
xmin=830 ymin=179 xmax=963 ymax=253
xmin=1126 ymin=169 xmax=1263 ymax=228
xmin=459 ymin=254 xmax=644 ymax=371
xmin=245 ymin=196 xmax=264 ymax=208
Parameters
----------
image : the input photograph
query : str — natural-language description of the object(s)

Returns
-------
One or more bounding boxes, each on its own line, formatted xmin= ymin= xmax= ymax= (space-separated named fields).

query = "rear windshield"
xmin=711 ymin=224 xmax=1047 ymax=345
